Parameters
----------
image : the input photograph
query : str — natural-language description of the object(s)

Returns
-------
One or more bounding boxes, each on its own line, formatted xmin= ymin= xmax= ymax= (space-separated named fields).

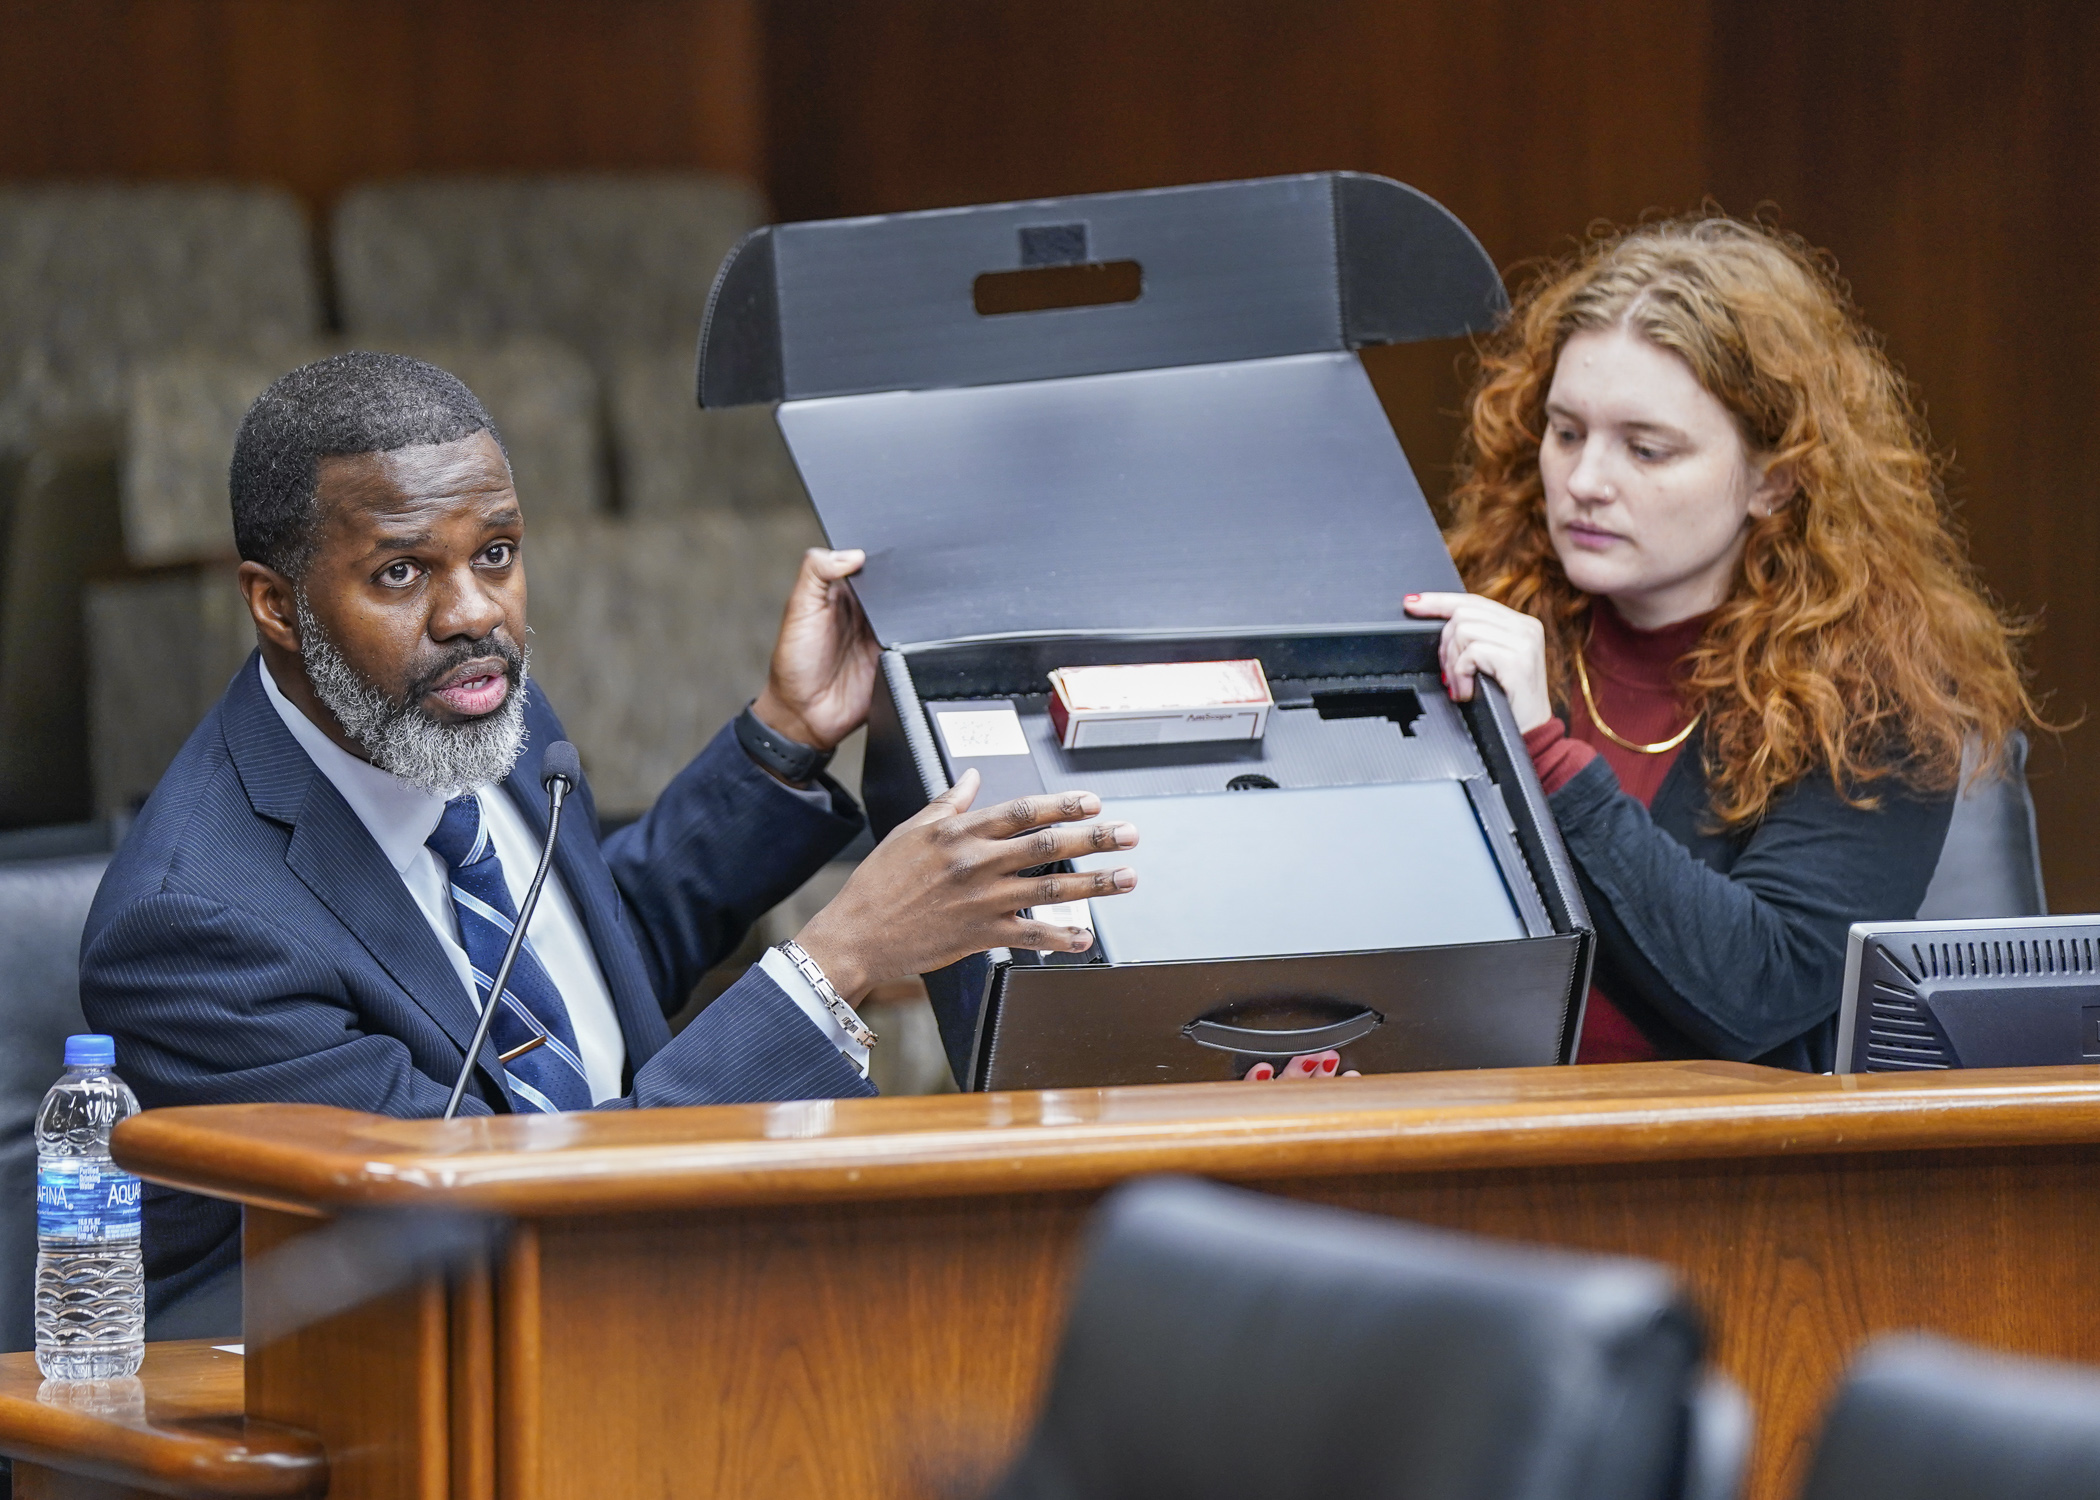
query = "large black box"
xmin=697 ymin=173 xmax=1593 ymax=1091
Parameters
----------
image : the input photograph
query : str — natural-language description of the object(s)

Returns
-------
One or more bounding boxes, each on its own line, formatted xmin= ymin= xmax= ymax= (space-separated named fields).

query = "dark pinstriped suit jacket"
xmin=81 ymin=656 xmax=875 ymax=1319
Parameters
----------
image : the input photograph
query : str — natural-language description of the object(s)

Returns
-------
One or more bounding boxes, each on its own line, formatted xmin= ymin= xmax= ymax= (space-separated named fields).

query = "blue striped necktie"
xmin=426 ymin=792 xmax=593 ymax=1113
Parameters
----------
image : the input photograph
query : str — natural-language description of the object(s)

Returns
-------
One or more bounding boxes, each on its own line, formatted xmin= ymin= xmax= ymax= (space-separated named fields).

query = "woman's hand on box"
xmin=1244 ymin=1050 xmax=1360 ymax=1081
xmin=1403 ymin=592 xmax=1554 ymax=733
xmin=792 ymin=769 xmax=1139 ymax=1003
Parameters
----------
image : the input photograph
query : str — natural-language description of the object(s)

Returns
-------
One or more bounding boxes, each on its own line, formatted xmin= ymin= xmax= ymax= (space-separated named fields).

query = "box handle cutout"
xmin=974 ymin=260 xmax=1143 ymax=317
xmin=1183 ymin=1007 xmax=1384 ymax=1056
xmin=1313 ymin=685 xmax=1423 ymax=737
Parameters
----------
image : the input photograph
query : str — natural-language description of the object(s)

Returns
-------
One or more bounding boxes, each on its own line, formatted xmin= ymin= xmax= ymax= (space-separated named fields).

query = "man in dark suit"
xmin=80 ymin=352 xmax=1141 ymax=1324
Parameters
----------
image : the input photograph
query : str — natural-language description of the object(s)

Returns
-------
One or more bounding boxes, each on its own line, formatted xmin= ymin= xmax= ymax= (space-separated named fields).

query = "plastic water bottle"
xmin=35 ymin=1035 xmax=144 ymax=1379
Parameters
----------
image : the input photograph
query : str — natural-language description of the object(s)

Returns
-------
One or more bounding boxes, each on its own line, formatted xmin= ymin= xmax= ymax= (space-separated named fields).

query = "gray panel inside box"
xmin=1072 ymin=781 xmax=1528 ymax=963
xmin=979 ymin=674 xmax=1484 ymax=800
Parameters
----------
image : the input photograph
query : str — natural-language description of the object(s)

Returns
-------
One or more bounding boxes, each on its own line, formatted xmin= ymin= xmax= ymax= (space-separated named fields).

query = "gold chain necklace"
xmin=1573 ymin=646 xmax=1701 ymax=754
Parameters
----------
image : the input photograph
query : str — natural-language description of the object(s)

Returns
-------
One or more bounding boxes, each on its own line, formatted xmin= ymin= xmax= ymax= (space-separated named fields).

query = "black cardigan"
xmin=1546 ymin=724 xmax=1954 ymax=1071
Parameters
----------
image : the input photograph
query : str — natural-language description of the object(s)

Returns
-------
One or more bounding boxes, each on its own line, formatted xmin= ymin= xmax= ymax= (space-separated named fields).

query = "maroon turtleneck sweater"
xmin=1522 ymin=600 xmax=1713 ymax=1064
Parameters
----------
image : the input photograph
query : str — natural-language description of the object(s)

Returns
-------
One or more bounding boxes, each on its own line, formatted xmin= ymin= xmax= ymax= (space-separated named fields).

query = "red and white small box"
xmin=1046 ymin=659 xmax=1273 ymax=750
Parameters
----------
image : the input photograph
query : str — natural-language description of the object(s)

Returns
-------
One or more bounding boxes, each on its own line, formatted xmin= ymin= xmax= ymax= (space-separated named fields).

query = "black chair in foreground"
xmin=987 ymin=1176 xmax=1748 ymax=1500
xmin=1799 ymin=1335 xmax=2100 ymax=1500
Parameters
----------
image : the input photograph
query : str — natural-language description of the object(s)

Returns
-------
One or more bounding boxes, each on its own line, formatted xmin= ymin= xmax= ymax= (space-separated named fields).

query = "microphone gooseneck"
xmin=441 ymin=741 xmax=582 ymax=1122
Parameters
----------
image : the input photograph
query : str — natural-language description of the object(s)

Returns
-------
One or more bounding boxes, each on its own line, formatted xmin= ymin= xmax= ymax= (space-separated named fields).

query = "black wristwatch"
xmin=736 ymin=702 xmax=834 ymax=785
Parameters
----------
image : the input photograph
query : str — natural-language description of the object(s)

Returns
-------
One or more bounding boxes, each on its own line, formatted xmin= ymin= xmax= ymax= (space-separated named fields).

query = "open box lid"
xmin=695 ymin=173 xmax=1506 ymax=648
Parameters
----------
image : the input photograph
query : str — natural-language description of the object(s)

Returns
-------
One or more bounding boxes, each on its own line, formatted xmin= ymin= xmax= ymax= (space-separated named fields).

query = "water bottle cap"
xmin=64 ymin=1034 xmax=115 ymax=1067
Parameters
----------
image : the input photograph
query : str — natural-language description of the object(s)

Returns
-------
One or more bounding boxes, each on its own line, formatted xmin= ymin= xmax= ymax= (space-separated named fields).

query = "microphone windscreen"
xmin=541 ymin=740 xmax=582 ymax=790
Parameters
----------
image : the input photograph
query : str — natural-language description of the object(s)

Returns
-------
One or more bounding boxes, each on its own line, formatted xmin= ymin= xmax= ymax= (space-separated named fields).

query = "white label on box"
xmin=936 ymin=707 xmax=1032 ymax=757
xmin=1070 ymin=709 xmax=1266 ymax=750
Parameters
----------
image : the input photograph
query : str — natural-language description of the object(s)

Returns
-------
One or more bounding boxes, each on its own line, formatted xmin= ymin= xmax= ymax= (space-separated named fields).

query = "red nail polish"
xmin=1323 ymin=1058 xmax=1338 ymax=1073
xmin=1405 ymin=593 xmax=1420 ymax=602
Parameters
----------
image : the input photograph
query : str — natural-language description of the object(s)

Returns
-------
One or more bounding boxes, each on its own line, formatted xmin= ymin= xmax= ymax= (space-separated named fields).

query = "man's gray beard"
xmin=294 ymin=592 xmax=530 ymax=795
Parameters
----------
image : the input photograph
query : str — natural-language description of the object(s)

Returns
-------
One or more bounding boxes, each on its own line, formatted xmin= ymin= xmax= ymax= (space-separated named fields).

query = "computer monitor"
xmin=1836 ymin=915 xmax=2100 ymax=1073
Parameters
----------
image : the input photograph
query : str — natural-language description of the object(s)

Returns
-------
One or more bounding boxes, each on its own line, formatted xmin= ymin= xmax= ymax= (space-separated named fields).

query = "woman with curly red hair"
xmin=1405 ymin=216 xmax=2042 ymax=1070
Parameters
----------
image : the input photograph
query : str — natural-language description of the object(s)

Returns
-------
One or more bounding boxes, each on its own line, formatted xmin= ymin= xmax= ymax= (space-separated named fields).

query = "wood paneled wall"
xmin=1707 ymin=2 xmax=2100 ymax=902
xmin=763 ymin=0 xmax=1715 ymax=514
xmin=764 ymin=1 xmax=1710 ymax=246
xmin=0 ymin=0 xmax=762 ymax=212
xmin=0 ymin=0 xmax=2092 ymax=903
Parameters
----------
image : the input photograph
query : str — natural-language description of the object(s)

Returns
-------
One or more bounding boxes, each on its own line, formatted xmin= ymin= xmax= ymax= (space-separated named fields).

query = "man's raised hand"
xmin=791 ymin=769 xmax=1139 ymax=1003
xmin=752 ymin=547 xmax=881 ymax=754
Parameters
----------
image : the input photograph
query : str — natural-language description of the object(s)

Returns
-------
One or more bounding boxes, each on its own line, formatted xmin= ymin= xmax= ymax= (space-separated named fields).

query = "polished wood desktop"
xmin=8 ymin=1061 xmax=2100 ymax=1499
xmin=0 ymin=1339 xmax=322 ymax=1499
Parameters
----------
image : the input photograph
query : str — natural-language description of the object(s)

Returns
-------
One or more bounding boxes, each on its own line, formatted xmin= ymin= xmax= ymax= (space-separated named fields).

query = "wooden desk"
xmin=99 ymin=1061 xmax=2100 ymax=1500
xmin=0 ymin=1340 xmax=322 ymax=1499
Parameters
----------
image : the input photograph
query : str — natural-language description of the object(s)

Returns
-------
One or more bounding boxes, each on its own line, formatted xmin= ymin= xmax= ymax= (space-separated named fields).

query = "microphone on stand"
xmin=442 ymin=741 xmax=583 ymax=1121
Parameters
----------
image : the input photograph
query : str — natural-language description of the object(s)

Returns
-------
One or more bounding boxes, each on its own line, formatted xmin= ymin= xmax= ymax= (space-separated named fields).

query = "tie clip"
xmin=497 ymin=1035 xmax=547 ymax=1064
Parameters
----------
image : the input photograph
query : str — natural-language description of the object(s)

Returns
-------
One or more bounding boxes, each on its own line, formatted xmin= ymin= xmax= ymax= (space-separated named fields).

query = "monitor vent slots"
xmin=1904 ymin=936 xmax=2100 ymax=982
xmin=1865 ymin=989 xmax=1953 ymax=1070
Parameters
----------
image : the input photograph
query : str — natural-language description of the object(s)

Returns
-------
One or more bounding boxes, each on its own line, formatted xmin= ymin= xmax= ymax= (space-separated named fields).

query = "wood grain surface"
xmin=10 ymin=1463 xmax=163 ymax=1500
xmin=0 ymin=0 xmax=762 ymax=212
xmin=0 ymin=1340 xmax=322 ymax=1499
xmin=99 ymin=1063 xmax=2100 ymax=1500
xmin=111 ymin=1061 xmax=2100 ymax=1214
xmin=493 ymin=1146 xmax=2100 ymax=1500
xmin=495 ymin=1227 xmax=541 ymax=1500
xmin=242 ymin=1209 xmax=448 ymax=1500
xmin=449 ymin=1253 xmax=496 ymax=1500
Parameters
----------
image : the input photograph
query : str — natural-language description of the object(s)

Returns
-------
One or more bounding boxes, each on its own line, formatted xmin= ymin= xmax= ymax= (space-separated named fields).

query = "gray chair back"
xmin=1801 ymin=1335 xmax=2100 ymax=1500
xmin=0 ymin=185 xmax=319 ymax=824
xmin=0 ymin=183 xmax=319 ymax=455
xmin=0 ymin=853 xmax=109 ymax=1352
xmin=1917 ymin=731 xmax=2046 ymax=920
xmin=331 ymin=173 xmax=764 ymax=373
xmin=607 ymin=348 xmax=812 ymax=518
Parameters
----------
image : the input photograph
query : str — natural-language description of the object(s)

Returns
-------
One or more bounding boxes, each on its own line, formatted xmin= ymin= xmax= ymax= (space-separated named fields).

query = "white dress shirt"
xmin=257 ymin=659 xmax=866 ymax=1101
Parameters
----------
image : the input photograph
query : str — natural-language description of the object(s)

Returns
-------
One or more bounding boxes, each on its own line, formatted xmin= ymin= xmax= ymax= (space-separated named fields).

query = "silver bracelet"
xmin=776 ymin=939 xmax=877 ymax=1049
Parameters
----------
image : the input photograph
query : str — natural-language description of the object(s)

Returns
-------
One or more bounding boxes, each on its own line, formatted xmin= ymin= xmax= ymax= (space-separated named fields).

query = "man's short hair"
xmin=230 ymin=351 xmax=507 ymax=579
